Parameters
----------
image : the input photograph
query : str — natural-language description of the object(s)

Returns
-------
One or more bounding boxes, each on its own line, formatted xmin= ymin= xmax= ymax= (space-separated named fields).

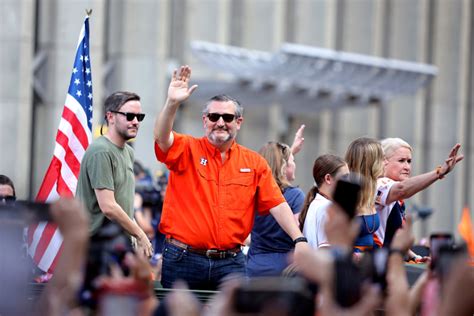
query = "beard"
xmin=208 ymin=127 xmax=234 ymax=146
xmin=118 ymin=126 xmax=139 ymax=141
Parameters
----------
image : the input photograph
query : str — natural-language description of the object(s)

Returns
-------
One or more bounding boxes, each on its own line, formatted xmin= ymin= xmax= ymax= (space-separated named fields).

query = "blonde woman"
xmin=344 ymin=137 xmax=384 ymax=253
xmin=375 ymin=138 xmax=462 ymax=260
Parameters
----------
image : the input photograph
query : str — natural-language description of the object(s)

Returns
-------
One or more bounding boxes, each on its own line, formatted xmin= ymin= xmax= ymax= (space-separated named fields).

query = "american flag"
xmin=27 ymin=15 xmax=93 ymax=273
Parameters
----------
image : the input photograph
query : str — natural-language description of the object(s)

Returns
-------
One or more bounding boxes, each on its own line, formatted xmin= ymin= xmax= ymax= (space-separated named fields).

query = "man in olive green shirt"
xmin=76 ymin=91 xmax=153 ymax=257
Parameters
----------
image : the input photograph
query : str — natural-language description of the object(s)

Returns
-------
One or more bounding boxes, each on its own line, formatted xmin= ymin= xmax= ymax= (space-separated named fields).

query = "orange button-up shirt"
xmin=154 ymin=132 xmax=285 ymax=249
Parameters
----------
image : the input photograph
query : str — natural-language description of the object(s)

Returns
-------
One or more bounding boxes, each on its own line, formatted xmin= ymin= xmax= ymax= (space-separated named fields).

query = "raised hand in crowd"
xmin=436 ymin=143 xmax=463 ymax=178
xmin=408 ymin=270 xmax=430 ymax=316
xmin=290 ymin=124 xmax=305 ymax=155
xmin=154 ymin=65 xmax=198 ymax=152
xmin=325 ymin=203 xmax=360 ymax=251
xmin=37 ymin=198 xmax=89 ymax=316
xmin=167 ymin=65 xmax=199 ymax=104
xmin=295 ymin=247 xmax=381 ymax=316
xmin=438 ymin=257 xmax=474 ymax=316
xmin=203 ymin=278 xmax=241 ymax=316
xmin=166 ymin=281 xmax=202 ymax=316
xmin=96 ymin=252 xmax=158 ymax=316
xmin=385 ymin=215 xmax=414 ymax=316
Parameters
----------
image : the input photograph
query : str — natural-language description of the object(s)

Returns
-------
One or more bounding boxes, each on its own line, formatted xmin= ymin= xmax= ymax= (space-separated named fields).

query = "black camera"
xmin=232 ymin=277 xmax=315 ymax=316
xmin=333 ymin=174 xmax=363 ymax=219
xmin=435 ymin=243 xmax=467 ymax=281
xmin=429 ymin=233 xmax=454 ymax=270
xmin=334 ymin=247 xmax=389 ymax=307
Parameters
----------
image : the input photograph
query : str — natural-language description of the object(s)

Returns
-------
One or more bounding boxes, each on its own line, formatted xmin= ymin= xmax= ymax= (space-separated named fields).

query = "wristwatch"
xmin=293 ymin=236 xmax=308 ymax=245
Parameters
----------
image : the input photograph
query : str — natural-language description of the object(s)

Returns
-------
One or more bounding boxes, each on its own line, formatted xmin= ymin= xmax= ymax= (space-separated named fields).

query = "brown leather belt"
xmin=165 ymin=237 xmax=241 ymax=259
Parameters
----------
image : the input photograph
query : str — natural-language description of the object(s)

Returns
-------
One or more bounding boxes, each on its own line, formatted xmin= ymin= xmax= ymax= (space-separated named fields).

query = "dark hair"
xmin=298 ymin=154 xmax=346 ymax=230
xmin=103 ymin=91 xmax=140 ymax=125
xmin=0 ymin=174 xmax=16 ymax=197
xmin=101 ymin=91 xmax=140 ymax=135
xmin=202 ymin=94 xmax=243 ymax=118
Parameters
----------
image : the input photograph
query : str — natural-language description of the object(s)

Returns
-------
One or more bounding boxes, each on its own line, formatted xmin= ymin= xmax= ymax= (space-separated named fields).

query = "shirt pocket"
xmin=224 ymin=172 xmax=255 ymax=210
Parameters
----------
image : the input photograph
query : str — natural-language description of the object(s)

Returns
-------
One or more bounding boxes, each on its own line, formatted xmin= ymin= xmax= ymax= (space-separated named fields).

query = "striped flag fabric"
xmin=27 ymin=15 xmax=93 ymax=273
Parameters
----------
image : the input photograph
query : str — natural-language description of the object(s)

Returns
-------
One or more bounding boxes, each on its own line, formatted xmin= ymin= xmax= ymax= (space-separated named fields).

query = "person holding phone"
xmin=345 ymin=137 xmax=384 ymax=253
xmin=247 ymin=140 xmax=305 ymax=277
xmin=299 ymin=154 xmax=349 ymax=248
xmin=375 ymin=138 xmax=463 ymax=260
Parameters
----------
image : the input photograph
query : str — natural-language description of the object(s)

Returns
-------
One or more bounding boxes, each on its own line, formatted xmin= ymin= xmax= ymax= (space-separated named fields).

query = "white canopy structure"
xmin=190 ymin=41 xmax=438 ymax=113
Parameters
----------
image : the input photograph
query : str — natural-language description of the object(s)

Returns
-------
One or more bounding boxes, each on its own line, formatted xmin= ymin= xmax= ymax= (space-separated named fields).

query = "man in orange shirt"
xmin=153 ymin=65 xmax=309 ymax=290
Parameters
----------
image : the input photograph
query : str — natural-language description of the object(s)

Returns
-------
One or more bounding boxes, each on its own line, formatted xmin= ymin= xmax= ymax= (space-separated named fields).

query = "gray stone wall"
xmin=0 ymin=0 xmax=472 ymax=238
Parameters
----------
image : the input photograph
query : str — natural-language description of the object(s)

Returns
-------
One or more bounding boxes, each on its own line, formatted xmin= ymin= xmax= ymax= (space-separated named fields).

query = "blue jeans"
xmin=161 ymin=242 xmax=246 ymax=290
xmin=246 ymin=252 xmax=291 ymax=277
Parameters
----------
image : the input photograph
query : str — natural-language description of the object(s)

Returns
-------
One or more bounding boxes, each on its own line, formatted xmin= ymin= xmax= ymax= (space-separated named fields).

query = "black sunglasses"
xmin=111 ymin=111 xmax=146 ymax=122
xmin=206 ymin=113 xmax=236 ymax=123
xmin=0 ymin=195 xmax=16 ymax=204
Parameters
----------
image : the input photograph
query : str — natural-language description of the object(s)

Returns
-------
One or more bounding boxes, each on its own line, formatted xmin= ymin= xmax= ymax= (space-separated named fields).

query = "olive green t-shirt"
xmin=76 ymin=136 xmax=135 ymax=235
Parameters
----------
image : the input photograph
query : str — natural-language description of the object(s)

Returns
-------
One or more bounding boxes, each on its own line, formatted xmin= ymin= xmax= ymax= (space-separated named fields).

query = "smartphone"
xmin=15 ymin=200 xmax=52 ymax=222
xmin=233 ymin=277 xmax=315 ymax=316
xmin=436 ymin=244 xmax=467 ymax=280
xmin=334 ymin=254 xmax=363 ymax=307
xmin=333 ymin=174 xmax=362 ymax=218
xmin=371 ymin=247 xmax=389 ymax=292
xmin=429 ymin=233 xmax=454 ymax=269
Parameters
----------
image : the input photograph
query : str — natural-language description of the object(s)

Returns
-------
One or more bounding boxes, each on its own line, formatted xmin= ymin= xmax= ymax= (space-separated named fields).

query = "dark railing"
xmin=28 ymin=264 xmax=425 ymax=305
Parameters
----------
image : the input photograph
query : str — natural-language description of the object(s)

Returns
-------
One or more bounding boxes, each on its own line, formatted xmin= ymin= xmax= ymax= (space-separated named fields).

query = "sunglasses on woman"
xmin=111 ymin=111 xmax=146 ymax=122
xmin=206 ymin=113 xmax=236 ymax=123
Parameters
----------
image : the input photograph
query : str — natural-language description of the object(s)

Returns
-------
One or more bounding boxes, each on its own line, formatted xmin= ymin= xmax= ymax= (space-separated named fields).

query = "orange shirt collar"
xmin=203 ymin=137 xmax=237 ymax=158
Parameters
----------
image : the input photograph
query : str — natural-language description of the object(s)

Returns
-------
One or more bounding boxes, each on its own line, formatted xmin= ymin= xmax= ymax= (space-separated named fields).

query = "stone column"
xmin=0 ymin=0 xmax=35 ymax=198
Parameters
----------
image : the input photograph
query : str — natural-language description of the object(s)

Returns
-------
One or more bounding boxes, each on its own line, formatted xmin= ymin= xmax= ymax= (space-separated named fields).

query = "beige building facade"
xmin=1 ymin=0 xmax=472 ymax=239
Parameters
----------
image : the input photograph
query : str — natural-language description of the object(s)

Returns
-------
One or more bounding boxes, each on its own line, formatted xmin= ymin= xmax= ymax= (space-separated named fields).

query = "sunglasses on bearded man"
xmin=110 ymin=111 xmax=146 ymax=122
xmin=206 ymin=113 xmax=237 ymax=123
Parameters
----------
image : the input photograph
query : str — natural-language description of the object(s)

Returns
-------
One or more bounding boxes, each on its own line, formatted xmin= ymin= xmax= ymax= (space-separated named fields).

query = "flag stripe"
xmin=58 ymin=116 xmax=87 ymax=161
xmin=27 ymin=222 xmax=43 ymax=255
xmin=28 ymin=222 xmax=46 ymax=257
xmin=29 ymin=16 xmax=93 ymax=273
xmin=33 ymin=223 xmax=58 ymax=263
xmin=37 ymin=227 xmax=63 ymax=271
xmin=57 ymin=168 xmax=75 ymax=197
xmin=65 ymin=94 xmax=92 ymax=143
xmin=36 ymin=160 xmax=60 ymax=202
xmin=27 ymin=222 xmax=38 ymax=245
xmin=56 ymin=130 xmax=81 ymax=175
xmin=62 ymin=105 xmax=90 ymax=150
xmin=48 ymin=245 xmax=63 ymax=272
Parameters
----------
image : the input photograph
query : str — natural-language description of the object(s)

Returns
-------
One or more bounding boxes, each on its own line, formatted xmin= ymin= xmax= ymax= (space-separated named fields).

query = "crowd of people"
xmin=0 ymin=64 xmax=472 ymax=315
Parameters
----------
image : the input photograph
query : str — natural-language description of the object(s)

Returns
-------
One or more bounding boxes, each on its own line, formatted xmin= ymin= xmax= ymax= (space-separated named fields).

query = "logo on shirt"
xmin=200 ymin=157 xmax=208 ymax=166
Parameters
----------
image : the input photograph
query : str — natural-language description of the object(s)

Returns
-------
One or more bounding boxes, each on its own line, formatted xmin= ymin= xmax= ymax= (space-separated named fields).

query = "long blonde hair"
xmin=345 ymin=137 xmax=384 ymax=215
xmin=258 ymin=142 xmax=292 ymax=192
